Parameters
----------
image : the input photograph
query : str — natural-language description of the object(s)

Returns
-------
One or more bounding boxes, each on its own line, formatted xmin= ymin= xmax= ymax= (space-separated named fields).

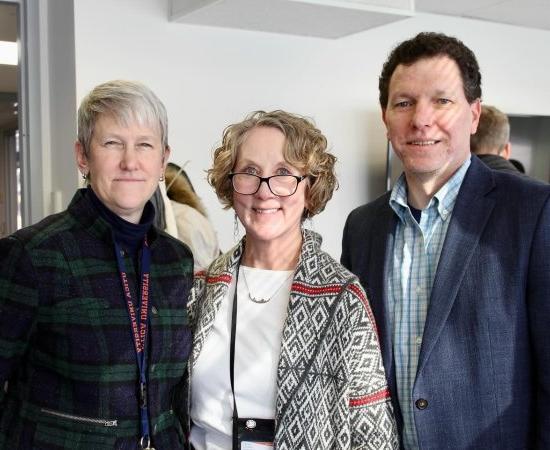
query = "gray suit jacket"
xmin=341 ymin=156 xmax=550 ymax=449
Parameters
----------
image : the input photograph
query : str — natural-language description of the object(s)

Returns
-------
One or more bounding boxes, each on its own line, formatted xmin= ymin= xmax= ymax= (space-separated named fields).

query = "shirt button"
xmin=151 ymin=306 xmax=158 ymax=315
xmin=415 ymin=398 xmax=428 ymax=410
xmin=415 ymin=336 xmax=422 ymax=345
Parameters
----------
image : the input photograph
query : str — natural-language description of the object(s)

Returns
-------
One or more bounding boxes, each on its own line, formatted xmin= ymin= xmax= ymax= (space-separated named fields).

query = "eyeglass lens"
xmin=232 ymin=174 xmax=298 ymax=196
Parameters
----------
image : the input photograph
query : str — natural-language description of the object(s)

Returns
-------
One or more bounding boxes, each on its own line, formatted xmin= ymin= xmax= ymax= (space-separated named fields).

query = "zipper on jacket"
xmin=41 ymin=408 xmax=118 ymax=427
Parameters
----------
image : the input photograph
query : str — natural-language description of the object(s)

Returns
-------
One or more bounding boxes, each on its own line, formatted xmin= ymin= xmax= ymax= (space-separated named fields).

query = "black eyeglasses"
xmin=229 ymin=173 xmax=307 ymax=197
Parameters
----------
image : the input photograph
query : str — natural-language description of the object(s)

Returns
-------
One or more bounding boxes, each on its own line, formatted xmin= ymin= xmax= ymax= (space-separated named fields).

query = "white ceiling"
xmin=172 ymin=0 xmax=414 ymax=39
xmin=416 ymin=0 xmax=550 ymax=30
xmin=171 ymin=0 xmax=550 ymax=36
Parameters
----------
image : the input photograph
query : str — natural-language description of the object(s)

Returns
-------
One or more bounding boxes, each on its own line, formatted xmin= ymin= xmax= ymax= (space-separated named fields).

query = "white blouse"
xmin=189 ymin=266 xmax=293 ymax=450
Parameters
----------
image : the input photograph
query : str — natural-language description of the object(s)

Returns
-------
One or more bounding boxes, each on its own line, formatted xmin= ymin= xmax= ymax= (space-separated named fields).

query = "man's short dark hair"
xmin=379 ymin=32 xmax=482 ymax=108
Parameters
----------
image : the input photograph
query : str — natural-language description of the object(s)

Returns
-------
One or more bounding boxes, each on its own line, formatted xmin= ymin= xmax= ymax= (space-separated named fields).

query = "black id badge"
xmin=232 ymin=417 xmax=274 ymax=450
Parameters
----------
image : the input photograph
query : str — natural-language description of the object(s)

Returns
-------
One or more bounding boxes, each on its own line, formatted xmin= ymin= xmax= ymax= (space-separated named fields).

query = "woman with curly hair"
xmin=187 ymin=110 xmax=397 ymax=449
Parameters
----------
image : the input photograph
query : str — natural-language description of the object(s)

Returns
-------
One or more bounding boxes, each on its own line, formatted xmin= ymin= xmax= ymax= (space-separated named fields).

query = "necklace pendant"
xmin=248 ymin=294 xmax=271 ymax=304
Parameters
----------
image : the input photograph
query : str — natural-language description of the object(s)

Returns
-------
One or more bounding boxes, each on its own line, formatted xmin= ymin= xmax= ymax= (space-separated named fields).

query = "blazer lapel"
xmin=417 ymin=158 xmax=496 ymax=373
xmin=368 ymin=197 xmax=397 ymax=381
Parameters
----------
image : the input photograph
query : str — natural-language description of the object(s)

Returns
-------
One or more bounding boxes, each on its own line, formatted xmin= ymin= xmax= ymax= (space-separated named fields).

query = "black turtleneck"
xmin=86 ymin=187 xmax=155 ymax=257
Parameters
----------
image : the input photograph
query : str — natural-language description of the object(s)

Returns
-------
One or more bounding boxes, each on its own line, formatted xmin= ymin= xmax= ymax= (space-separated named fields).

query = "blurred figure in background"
xmin=509 ymin=158 xmax=526 ymax=173
xmin=164 ymin=162 xmax=220 ymax=270
xmin=470 ymin=104 xmax=521 ymax=174
xmin=150 ymin=162 xmax=221 ymax=271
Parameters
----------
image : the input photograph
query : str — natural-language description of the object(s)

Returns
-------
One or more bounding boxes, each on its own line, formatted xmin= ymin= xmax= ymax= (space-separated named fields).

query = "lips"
xmin=253 ymin=207 xmax=280 ymax=214
xmin=407 ymin=139 xmax=440 ymax=146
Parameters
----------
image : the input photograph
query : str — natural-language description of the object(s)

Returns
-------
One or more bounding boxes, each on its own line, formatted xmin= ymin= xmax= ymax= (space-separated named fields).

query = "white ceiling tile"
xmin=171 ymin=0 xmax=413 ymax=38
xmin=465 ymin=0 xmax=550 ymax=30
xmin=415 ymin=0 xmax=505 ymax=16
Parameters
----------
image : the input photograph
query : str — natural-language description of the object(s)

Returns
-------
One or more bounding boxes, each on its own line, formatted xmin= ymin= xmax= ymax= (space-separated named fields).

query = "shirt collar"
xmin=390 ymin=156 xmax=471 ymax=223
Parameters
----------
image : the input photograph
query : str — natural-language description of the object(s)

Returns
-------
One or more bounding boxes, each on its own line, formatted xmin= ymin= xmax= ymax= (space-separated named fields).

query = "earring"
xmin=233 ymin=212 xmax=240 ymax=242
xmin=81 ymin=172 xmax=88 ymax=180
xmin=159 ymin=174 xmax=165 ymax=182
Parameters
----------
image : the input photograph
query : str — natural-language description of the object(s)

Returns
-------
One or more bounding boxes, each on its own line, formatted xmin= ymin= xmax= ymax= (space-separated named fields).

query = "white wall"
xmin=72 ymin=0 xmax=550 ymax=259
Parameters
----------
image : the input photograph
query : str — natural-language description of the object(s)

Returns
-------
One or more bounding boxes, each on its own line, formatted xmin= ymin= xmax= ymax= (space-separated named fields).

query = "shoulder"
xmin=469 ymin=166 xmax=550 ymax=212
xmin=346 ymin=191 xmax=392 ymax=226
xmin=152 ymin=230 xmax=194 ymax=280
xmin=0 ymin=211 xmax=74 ymax=285
xmin=3 ymin=210 xmax=74 ymax=253
xmin=467 ymin=155 xmax=549 ymax=200
xmin=189 ymin=246 xmax=237 ymax=322
xmin=298 ymin=236 xmax=363 ymax=293
xmin=154 ymin=228 xmax=193 ymax=256
xmin=194 ymin=243 xmax=240 ymax=287
xmin=493 ymin=170 xmax=549 ymax=197
xmin=296 ymin=246 xmax=372 ymax=318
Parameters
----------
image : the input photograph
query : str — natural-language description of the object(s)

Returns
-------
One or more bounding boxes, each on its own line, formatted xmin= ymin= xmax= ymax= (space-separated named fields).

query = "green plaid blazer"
xmin=0 ymin=189 xmax=193 ymax=449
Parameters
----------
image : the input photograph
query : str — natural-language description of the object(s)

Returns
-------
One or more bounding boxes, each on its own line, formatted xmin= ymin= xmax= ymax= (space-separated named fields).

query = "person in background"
xmin=509 ymin=158 xmax=526 ymax=173
xmin=470 ymin=104 xmax=522 ymax=173
xmin=164 ymin=162 xmax=220 ymax=270
xmin=187 ymin=110 xmax=397 ymax=449
xmin=341 ymin=32 xmax=550 ymax=449
xmin=0 ymin=80 xmax=192 ymax=449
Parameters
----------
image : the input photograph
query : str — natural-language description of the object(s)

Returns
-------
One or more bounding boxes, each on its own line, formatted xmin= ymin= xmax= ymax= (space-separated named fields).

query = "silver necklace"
xmin=241 ymin=267 xmax=293 ymax=304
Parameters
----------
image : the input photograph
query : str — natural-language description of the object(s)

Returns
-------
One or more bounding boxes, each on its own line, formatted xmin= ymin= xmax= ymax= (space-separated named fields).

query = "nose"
xmin=120 ymin=147 xmax=139 ymax=171
xmin=255 ymin=178 xmax=275 ymax=199
xmin=411 ymin=101 xmax=434 ymax=129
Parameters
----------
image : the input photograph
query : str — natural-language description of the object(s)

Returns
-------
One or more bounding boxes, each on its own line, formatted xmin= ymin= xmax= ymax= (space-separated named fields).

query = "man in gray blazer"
xmin=341 ymin=32 xmax=550 ymax=450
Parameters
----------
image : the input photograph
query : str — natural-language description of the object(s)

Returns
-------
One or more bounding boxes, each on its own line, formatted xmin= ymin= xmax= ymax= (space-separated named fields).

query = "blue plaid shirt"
xmin=387 ymin=158 xmax=470 ymax=449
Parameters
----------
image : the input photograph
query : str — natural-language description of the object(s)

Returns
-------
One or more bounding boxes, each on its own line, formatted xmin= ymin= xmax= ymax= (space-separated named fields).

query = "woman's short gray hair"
xmin=77 ymin=80 xmax=169 ymax=154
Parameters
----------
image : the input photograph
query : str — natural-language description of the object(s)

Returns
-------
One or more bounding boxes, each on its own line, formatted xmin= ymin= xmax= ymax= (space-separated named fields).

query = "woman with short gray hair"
xmin=0 ymin=80 xmax=192 ymax=449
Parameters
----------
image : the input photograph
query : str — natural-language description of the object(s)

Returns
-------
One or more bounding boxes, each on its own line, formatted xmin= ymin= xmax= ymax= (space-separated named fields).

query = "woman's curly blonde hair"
xmin=207 ymin=110 xmax=338 ymax=218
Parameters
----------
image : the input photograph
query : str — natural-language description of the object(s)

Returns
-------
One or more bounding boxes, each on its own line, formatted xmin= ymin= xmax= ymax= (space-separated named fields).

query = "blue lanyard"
xmin=114 ymin=238 xmax=152 ymax=447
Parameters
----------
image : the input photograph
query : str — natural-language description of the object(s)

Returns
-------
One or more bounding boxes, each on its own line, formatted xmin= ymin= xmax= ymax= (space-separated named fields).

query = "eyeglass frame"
xmin=228 ymin=172 xmax=307 ymax=197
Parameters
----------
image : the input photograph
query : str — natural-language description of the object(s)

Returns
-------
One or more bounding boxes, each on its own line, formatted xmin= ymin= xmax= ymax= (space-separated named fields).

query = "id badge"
xmin=241 ymin=442 xmax=273 ymax=450
xmin=233 ymin=417 xmax=274 ymax=450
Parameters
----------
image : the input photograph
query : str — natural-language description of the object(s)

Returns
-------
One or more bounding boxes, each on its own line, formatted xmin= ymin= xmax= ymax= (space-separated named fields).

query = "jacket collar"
xmin=204 ymin=228 xmax=323 ymax=285
xmin=67 ymin=188 xmax=160 ymax=248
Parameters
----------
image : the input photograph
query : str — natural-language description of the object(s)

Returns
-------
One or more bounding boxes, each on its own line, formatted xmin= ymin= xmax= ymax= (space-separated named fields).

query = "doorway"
xmin=0 ymin=1 xmax=20 ymax=237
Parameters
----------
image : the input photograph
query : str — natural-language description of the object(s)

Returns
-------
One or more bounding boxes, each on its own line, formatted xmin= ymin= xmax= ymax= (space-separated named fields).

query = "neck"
xmin=241 ymin=232 xmax=302 ymax=270
xmin=405 ymin=175 xmax=440 ymax=209
xmin=405 ymin=163 xmax=463 ymax=209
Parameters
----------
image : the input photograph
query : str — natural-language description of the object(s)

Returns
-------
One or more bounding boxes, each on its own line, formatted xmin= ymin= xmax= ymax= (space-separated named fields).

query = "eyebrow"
xmin=95 ymin=133 xmax=158 ymax=141
xmin=389 ymin=88 xmax=453 ymax=100
xmin=236 ymin=157 xmax=289 ymax=165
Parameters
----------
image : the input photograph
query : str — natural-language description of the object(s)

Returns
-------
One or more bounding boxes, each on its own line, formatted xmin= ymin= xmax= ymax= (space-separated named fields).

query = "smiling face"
xmin=232 ymin=126 xmax=307 ymax=250
xmin=75 ymin=113 xmax=169 ymax=223
xmin=383 ymin=55 xmax=481 ymax=190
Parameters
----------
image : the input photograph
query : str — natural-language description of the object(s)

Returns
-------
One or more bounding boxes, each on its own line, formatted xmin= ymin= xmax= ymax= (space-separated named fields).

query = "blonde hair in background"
xmin=165 ymin=162 xmax=207 ymax=217
xmin=470 ymin=104 xmax=510 ymax=155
